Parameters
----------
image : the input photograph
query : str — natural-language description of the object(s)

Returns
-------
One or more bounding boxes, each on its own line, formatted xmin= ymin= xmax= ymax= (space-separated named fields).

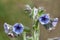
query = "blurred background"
xmin=0 ymin=0 xmax=60 ymax=40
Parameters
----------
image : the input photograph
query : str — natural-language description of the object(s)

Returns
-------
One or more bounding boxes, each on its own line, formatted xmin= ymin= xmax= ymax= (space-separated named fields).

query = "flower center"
xmin=16 ymin=26 xmax=21 ymax=30
xmin=42 ymin=16 xmax=46 ymax=21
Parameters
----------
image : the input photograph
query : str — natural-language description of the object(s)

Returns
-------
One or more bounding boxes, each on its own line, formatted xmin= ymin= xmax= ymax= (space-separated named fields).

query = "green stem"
xmin=23 ymin=32 xmax=26 ymax=40
xmin=37 ymin=23 xmax=40 ymax=40
xmin=34 ymin=30 xmax=37 ymax=40
xmin=33 ymin=23 xmax=40 ymax=40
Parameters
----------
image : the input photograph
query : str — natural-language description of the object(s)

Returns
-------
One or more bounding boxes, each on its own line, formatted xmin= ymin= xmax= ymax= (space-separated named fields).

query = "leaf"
xmin=33 ymin=20 xmax=39 ymax=30
xmin=24 ymin=26 xmax=31 ymax=32
xmin=38 ymin=10 xmax=44 ymax=16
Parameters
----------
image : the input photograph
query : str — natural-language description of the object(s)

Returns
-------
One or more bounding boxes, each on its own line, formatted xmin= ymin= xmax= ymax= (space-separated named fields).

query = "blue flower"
xmin=39 ymin=14 xmax=50 ymax=25
xmin=4 ymin=23 xmax=9 ymax=33
xmin=13 ymin=23 xmax=24 ymax=34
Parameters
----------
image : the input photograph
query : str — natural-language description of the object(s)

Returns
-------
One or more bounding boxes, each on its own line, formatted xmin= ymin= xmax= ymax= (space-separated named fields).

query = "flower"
xmin=13 ymin=23 xmax=24 ymax=35
xmin=25 ymin=4 xmax=31 ymax=11
xmin=39 ymin=14 xmax=50 ymax=25
xmin=4 ymin=23 xmax=9 ymax=33
xmin=52 ymin=18 xmax=58 ymax=27
xmin=33 ymin=7 xmax=38 ymax=20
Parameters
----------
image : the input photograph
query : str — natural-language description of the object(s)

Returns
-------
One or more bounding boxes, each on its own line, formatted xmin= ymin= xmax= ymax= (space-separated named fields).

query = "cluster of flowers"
xmin=25 ymin=5 xmax=58 ymax=31
xmin=4 ymin=5 xmax=59 ymax=38
xmin=39 ymin=14 xmax=58 ymax=30
xmin=4 ymin=23 xmax=24 ymax=37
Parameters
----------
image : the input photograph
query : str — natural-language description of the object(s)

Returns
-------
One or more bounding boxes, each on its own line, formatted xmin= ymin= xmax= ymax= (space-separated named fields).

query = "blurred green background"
xmin=0 ymin=0 xmax=33 ymax=40
xmin=0 ymin=0 xmax=60 ymax=40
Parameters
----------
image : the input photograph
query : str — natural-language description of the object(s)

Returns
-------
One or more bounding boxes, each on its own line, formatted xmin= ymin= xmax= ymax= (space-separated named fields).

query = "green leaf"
xmin=33 ymin=20 xmax=39 ymax=30
xmin=24 ymin=26 xmax=31 ymax=32
xmin=38 ymin=10 xmax=44 ymax=16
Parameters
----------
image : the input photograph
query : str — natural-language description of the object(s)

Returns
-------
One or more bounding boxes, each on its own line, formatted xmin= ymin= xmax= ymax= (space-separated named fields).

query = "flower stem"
xmin=33 ymin=23 xmax=40 ymax=40
xmin=23 ymin=32 xmax=26 ymax=40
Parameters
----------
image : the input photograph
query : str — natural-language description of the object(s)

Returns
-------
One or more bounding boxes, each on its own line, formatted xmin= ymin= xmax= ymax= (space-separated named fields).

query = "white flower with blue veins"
xmin=4 ymin=23 xmax=9 ymax=33
xmin=4 ymin=23 xmax=12 ymax=34
xmin=39 ymin=14 xmax=50 ymax=25
xmin=13 ymin=23 xmax=24 ymax=35
xmin=48 ymin=18 xmax=58 ymax=31
xmin=52 ymin=18 xmax=58 ymax=27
